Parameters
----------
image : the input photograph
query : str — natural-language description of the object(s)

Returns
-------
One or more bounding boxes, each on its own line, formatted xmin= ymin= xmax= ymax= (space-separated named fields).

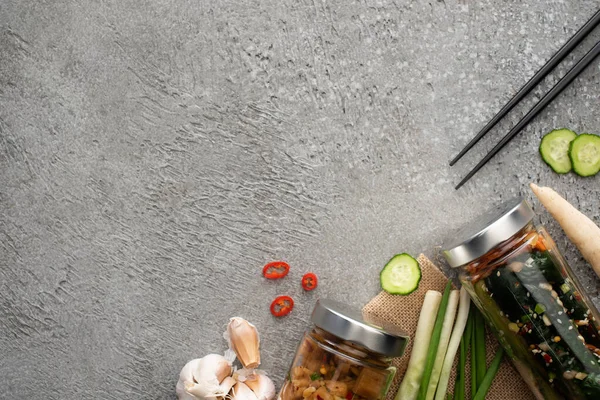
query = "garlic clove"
xmin=176 ymin=354 xmax=234 ymax=400
xmin=196 ymin=354 xmax=233 ymax=384
xmin=245 ymin=373 xmax=276 ymax=400
xmin=186 ymin=381 xmax=221 ymax=399
xmin=227 ymin=317 xmax=260 ymax=369
xmin=177 ymin=359 xmax=204 ymax=400
xmin=178 ymin=358 xmax=202 ymax=385
xmin=177 ymin=378 xmax=200 ymax=400
xmin=231 ymin=382 xmax=259 ymax=400
xmin=219 ymin=376 xmax=237 ymax=396
xmin=233 ymin=367 xmax=256 ymax=383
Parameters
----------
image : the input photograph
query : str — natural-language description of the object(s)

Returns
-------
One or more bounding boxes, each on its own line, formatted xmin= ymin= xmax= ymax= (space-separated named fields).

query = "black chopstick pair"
xmin=451 ymin=9 xmax=600 ymax=190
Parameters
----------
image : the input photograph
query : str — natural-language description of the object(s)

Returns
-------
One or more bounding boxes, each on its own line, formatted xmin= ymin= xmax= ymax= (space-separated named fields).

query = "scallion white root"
xmin=434 ymin=287 xmax=471 ymax=400
xmin=395 ymin=290 xmax=443 ymax=400
xmin=425 ymin=290 xmax=460 ymax=400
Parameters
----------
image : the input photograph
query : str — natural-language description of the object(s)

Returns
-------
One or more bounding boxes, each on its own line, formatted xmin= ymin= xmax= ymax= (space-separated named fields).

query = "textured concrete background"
xmin=1 ymin=0 xmax=599 ymax=398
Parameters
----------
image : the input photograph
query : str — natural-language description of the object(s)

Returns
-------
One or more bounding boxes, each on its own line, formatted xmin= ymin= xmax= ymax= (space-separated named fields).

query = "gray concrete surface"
xmin=1 ymin=0 xmax=599 ymax=398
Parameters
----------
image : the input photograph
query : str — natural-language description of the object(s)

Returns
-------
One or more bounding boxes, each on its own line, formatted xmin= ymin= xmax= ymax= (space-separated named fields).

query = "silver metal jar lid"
xmin=310 ymin=299 xmax=408 ymax=357
xmin=442 ymin=197 xmax=535 ymax=268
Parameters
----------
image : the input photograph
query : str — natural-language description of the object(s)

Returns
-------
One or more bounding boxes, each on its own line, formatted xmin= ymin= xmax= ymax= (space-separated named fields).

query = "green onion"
xmin=463 ymin=310 xmax=473 ymax=355
xmin=433 ymin=288 xmax=471 ymax=400
xmin=455 ymin=334 xmax=465 ymax=400
xmin=454 ymin=310 xmax=471 ymax=400
xmin=474 ymin=310 xmax=487 ymax=389
xmin=473 ymin=348 xmax=504 ymax=400
xmin=310 ymin=372 xmax=321 ymax=381
xmin=462 ymin=308 xmax=473 ymax=400
xmin=425 ymin=289 xmax=460 ymax=400
xmin=418 ymin=281 xmax=453 ymax=399
xmin=453 ymin=375 xmax=460 ymax=400
xmin=470 ymin=309 xmax=476 ymax=400
xmin=397 ymin=291 xmax=443 ymax=400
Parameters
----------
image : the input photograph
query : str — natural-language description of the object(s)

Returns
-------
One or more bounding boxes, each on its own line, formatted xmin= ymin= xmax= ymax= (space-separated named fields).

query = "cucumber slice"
xmin=539 ymin=129 xmax=577 ymax=174
xmin=569 ymin=133 xmax=600 ymax=177
xmin=380 ymin=253 xmax=421 ymax=295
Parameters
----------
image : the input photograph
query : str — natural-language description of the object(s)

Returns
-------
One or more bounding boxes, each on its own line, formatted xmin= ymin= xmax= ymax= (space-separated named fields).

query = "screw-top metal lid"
xmin=310 ymin=299 xmax=408 ymax=357
xmin=442 ymin=197 xmax=535 ymax=268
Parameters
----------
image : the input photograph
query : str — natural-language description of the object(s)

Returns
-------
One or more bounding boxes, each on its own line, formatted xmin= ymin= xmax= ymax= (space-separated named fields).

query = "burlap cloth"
xmin=362 ymin=254 xmax=535 ymax=400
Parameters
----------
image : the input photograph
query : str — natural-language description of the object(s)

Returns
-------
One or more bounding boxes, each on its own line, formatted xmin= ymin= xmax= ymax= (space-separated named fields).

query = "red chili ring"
xmin=301 ymin=273 xmax=318 ymax=291
xmin=262 ymin=261 xmax=290 ymax=280
xmin=270 ymin=295 xmax=294 ymax=317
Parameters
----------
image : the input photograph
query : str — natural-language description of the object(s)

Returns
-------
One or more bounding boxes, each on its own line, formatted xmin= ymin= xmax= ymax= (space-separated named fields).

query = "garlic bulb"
xmin=231 ymin=382 xmax=259 ymax=400
xmin=245 ymin=373 xmax=276 ymax=400
xmin=176 ymin=354 xmax=233 ymax=400
xmin=176 ymin=317 xmax=270 ymax=400
xmin=226 ymin=317 xmax=260 ymax=369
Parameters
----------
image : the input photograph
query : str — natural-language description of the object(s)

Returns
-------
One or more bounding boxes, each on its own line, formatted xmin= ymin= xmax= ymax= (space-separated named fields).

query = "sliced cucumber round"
xmin=569 ymin=133 xmax=600 ymax=177
xmin=539 ymin=128 xmax=577 ymax=174
xmin=380 ymin=253 xmax=421 ymax=295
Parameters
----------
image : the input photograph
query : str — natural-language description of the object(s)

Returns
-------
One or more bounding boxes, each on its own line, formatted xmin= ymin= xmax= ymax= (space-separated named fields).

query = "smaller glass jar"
xmin=443 ymin=198 xmax=600 ymax=400
xmin=279 ymin=299 xmax=408 ymax=400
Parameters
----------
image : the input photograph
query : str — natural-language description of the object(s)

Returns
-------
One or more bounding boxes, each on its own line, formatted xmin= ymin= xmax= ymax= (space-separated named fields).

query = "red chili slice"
xmin=542 ymin=353 xmax=553 ymax=364
xmin=301 ymin=273 xmax=318 ymax=291
xmin=262 ymin=261 xmax=290 ymax=280
xmin=270 ymin=295 xmax=294 ymax=317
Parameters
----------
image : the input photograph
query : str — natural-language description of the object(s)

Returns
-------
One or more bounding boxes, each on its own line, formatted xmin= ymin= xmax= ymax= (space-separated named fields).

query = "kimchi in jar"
xmin=279 ymin=299 xmax=407 ymax=400
xmin=443 ymin=198 xmax=600 ymax=400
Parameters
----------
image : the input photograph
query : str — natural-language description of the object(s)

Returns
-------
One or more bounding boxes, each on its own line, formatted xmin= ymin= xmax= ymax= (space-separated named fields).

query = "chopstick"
xmin=455 ymin=39 xmax=600 ymax=190
xmin=450 ymin=9 xmax=600 ymax=167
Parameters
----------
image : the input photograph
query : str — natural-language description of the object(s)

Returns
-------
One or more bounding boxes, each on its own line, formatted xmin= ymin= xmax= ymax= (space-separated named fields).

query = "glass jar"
xmin=443 ymin=198 xmax=600 ymax=400
xmin=279 ymin=299 xmax=408 ymax=400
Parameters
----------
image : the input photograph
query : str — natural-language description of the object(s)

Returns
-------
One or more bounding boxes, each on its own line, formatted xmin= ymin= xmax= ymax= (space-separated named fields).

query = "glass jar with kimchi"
xmin=443 ymin=197 xmax=600 ymax=400
xmin=279 ymin=299 xmax=407 ymax=400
